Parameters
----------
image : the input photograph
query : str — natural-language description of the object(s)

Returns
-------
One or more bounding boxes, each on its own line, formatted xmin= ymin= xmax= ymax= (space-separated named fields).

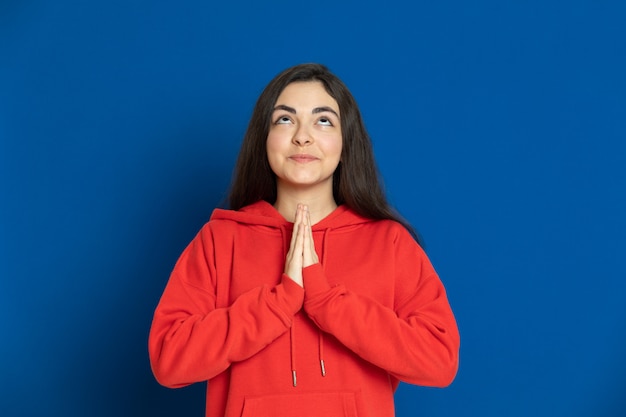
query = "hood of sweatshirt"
xmin=210 ymin=200 xmax=373 ymax=232
xmin=211 ymin=200 xmax=374 ymax=267
xmin=209 ymin=200 xmax=374 ymax=387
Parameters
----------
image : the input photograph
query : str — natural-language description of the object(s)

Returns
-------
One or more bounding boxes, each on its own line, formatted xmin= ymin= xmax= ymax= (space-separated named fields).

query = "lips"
xmin=289 ymin=154 xmax=319 ymax=163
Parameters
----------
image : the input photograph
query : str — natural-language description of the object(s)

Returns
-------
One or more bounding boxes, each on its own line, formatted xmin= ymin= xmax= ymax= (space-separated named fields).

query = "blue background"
xmin=1 ymin=1 xmax=625 ymax=416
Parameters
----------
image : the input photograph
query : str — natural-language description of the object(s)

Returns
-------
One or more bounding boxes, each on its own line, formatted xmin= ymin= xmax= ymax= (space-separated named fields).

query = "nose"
xmin=292 ymin=124 xmax=313 ymax=146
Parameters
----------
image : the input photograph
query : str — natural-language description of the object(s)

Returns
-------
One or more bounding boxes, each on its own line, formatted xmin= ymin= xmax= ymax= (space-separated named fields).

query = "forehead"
xmin=274 ymin=81 xmax=339 ymax=112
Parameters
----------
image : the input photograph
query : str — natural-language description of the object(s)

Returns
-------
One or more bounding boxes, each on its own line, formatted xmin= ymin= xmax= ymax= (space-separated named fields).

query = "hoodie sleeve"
xmin=302 ymin=226 xmax=459 ymax=388
xmin=149 ymin=223 xmax=304 ymax=388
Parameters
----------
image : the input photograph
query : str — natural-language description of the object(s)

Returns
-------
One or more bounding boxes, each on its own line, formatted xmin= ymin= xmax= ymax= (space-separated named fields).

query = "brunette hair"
xmin=228 ymin=63 xmax=421 ymax=244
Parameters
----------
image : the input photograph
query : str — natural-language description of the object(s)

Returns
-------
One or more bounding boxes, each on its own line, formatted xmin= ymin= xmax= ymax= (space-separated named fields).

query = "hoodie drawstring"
xmin=290 ymin=324 xmax=298 ymax=387
xmin=319 ymin=331 xmax=326 ymax=377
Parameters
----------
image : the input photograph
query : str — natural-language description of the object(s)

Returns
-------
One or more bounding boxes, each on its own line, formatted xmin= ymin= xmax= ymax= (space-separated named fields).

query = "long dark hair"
xmin=228 ymin=63 xmax=421 ymax=244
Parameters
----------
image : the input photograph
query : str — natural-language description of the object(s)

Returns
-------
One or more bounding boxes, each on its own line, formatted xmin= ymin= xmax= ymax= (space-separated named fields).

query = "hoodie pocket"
xmin=241 ymin=391 xmax=359 ymax=417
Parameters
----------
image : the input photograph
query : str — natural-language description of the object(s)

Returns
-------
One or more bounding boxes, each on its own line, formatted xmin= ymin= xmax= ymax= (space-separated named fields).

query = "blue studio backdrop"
xmin=1 ymin=1 xmax=625 ymax=416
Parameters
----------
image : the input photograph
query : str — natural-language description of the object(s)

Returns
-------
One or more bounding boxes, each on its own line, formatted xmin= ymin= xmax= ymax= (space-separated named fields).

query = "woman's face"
xmin=266 ymin=81 xmax=342 ymax=195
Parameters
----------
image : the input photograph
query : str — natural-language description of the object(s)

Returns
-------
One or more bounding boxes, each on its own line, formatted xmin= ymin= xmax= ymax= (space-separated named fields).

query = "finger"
xmin=294 ymin=223 xmax=305 ymax=269
xmin=305 ymin=206 xmax=313 ymax=234
xmin=295 ymin=203 xmax=304 ymax=226
xmin=292 ymin=222 xmax=305 ymax=263
xmin=305 ymin=206 xmax=313 ymax=237
xmin=303 ymin=221 xmax=312 ymax=266
xmin=302 ymin=207 xmax=318 ymax=267
xmin=288 ymin=204 xmax=302 ymax=253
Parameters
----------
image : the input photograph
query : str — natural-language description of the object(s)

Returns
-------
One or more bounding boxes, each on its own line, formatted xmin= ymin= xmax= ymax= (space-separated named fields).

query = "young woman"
xmin=149 ymin=63 xmax=460 ymax=417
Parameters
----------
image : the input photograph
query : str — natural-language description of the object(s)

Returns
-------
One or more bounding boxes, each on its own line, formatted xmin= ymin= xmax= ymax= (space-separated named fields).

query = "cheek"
xmin=266 ymin=135 xmax=282 ymax=171
xmin=266 ymin=136 xmax=278 ymax=156
xmin=326 ymin=136 xmax=343 ymax=160
xmin=266 ymin=129 xmax=286 ymax=152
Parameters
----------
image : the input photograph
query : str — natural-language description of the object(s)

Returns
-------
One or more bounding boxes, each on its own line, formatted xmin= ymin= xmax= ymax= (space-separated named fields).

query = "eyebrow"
xmin=273 ymin=104 xmax=340 ymax=118
xmin=313 ymin=106 xmax=340 ymax=118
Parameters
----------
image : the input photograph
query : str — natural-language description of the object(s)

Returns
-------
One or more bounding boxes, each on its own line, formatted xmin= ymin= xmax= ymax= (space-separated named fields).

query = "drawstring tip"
xmin=292 ymin=370 xmax=297 ymax=387
xmin=320 ymin=360 xmax=326 ymax=377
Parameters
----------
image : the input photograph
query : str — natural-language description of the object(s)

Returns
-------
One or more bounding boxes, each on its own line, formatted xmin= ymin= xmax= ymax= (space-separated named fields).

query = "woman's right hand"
xmin=284 ymin=204 xmax=305 ymax=287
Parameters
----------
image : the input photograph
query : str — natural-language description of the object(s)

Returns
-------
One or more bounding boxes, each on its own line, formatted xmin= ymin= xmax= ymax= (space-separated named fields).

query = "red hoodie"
xmin=149 ymin=201 xmax=459 ymax=417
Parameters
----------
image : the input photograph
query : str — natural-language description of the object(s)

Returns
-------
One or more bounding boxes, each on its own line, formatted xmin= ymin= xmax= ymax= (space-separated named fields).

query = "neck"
xmin=274 ymin=186 xmax=337 ymax=225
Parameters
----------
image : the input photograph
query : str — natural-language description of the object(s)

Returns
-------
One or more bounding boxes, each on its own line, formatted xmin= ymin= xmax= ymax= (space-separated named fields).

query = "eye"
xmin=317 ymin=117 xmax=333 ymax=126
xmin=274 ymin=116 xmax=293 ymax=125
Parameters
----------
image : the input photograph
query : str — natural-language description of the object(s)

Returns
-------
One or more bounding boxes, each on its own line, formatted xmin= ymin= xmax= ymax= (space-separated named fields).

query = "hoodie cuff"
xmin=274 ymin=274 xmax=305 ymax=315
xmin=302 ymin=263 xmax=331 ymax=298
